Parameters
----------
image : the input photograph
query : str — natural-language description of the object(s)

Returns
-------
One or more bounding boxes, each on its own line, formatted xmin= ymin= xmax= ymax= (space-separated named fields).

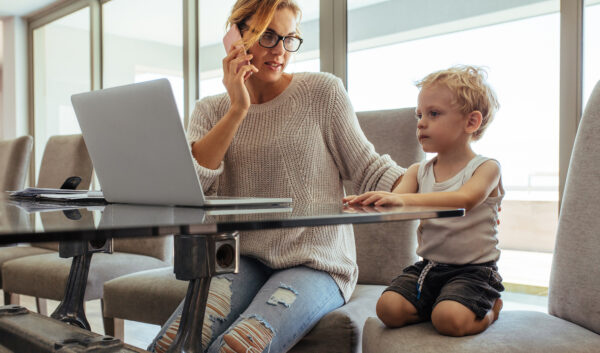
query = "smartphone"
xmin=223 ymin=24 xmax=243 ymax=54
xmin=223 ymin=24 xmax=250 ymax=77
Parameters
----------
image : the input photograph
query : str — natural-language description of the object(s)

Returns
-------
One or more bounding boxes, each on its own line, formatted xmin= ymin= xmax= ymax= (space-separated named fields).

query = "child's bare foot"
xmin=491 ymin=298 xmax=503 ymax=322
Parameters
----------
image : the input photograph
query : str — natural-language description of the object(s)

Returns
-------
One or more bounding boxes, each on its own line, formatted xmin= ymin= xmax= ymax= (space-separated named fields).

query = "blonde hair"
xmin=226 ymin=0 xmax=302 ymax=50
xmin=416 ymin=65 xmax=500 ymax=141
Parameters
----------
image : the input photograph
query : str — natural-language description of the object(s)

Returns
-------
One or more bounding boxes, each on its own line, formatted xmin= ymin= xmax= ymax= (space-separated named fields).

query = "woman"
xmin=150 ymin=1 xmax=404 ymax=352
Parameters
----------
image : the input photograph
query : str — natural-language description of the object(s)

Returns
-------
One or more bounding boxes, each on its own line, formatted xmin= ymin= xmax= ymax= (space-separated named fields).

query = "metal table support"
xmin=51 ymin=238 xmax=112 ymax=330
xmin=166 ymin=232 xmax=239 ymax=353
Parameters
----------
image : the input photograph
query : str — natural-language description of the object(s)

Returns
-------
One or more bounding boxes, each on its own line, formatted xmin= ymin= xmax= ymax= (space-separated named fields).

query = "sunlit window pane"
xmin=33 ymin=7 xmax=90 ymax=184
xmin=103 ymin=0 xmax=183 ymax=118
xmin=584 ymin=1 xmax=600 ymax=108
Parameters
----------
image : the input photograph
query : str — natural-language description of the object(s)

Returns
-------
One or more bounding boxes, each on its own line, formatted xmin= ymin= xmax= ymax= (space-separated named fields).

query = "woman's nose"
xmin=271 ymin=39 xmax=285 ymax=55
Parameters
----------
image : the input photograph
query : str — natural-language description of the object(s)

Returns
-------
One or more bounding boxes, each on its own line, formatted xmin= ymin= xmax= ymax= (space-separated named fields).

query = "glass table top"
xmin=0 ymin=195 xmax=464 ymax=244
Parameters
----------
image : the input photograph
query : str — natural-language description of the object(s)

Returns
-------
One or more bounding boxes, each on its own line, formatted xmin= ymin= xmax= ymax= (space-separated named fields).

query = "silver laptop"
xmin=71 ymin=79 xmax=292 ymax=207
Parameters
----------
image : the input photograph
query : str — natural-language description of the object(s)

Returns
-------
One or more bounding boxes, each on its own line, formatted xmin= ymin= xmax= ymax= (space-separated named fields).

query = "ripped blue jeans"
xmin=148 ymin=256 xmax=344 ymax=353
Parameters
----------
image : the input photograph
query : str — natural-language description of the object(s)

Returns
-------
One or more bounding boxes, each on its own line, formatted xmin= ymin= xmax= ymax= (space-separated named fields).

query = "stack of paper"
xmin=8 ymin=188 xmax=105 ymax=203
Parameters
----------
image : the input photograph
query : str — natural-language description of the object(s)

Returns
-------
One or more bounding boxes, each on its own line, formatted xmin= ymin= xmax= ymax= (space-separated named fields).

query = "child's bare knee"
xmin=432 ymin=314 xmax=468 ymax=336
xmin=376 ymin=292 xmax=415 ymax=327
xmin=221 ymin=316 xmax=275 ymax=353
xmin=431 ymin=301 xmax=471 ymax=336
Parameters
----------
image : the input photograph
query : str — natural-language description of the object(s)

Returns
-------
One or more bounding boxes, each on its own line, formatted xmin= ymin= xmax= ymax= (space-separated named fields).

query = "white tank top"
xmin=416 ymin=155 xmax=504 ymax=264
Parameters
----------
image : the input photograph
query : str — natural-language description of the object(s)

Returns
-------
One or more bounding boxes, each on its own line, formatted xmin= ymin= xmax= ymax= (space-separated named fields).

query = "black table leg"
xmin=50 ymin=239 xmax=112 ymax=330
xmin=50 ymin=252 xmax=92 ymax=330
xmin=166 ymin=232 xmax=239 ymax=353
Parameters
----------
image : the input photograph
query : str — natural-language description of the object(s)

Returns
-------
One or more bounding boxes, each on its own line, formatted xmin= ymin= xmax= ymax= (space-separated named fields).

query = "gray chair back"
xmin=36 ymin=134 xmax=93 ymax=190
xmin=350 ymin=108 xmax=424 ymax=285
xmin=0 ymin=135 xmax=33 ymax=192
xmin=549 ymin=81 xmax=600 ymax=334
xmin=36 ymin=134 xmax=93 ymax=251
xmin=114 ymin=236 xmax=173 ymax=263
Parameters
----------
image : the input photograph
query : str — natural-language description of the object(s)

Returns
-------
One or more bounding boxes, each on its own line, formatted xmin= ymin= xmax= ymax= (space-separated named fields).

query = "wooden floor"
xmin=0 ymin=290 xmax=161 ymax=351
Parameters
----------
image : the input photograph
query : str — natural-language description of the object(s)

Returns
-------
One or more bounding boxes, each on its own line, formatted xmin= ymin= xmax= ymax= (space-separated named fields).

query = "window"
xmin=32 ymin=7 xmax=90 ymax=183
xmin=584 ymin=0 xmax=600 ymax=108
xmin=198 ymin=0 xmax=320 ymax=99
xmin=348 ymin=0 xmax=561 ymax=287
xmin=103 ymin=0 xmax=184 ymax=118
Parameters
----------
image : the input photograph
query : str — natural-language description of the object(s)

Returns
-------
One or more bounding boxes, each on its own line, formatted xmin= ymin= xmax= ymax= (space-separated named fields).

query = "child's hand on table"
xmin=343 ymin=191 xmax=406 ymax=207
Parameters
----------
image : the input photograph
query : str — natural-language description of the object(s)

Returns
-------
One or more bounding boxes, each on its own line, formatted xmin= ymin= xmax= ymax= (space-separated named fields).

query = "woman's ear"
xmin=465 ymin=111 xmax=483 ymax=134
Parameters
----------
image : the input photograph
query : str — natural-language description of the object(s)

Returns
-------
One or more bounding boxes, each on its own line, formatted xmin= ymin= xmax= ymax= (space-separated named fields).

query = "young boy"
xmin=344 ymin=65 xmax=504 ymax=337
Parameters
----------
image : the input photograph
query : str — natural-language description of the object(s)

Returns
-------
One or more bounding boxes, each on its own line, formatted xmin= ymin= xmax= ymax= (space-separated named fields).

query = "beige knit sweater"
xmin=187 ymin=72 xmax=405 ymax=301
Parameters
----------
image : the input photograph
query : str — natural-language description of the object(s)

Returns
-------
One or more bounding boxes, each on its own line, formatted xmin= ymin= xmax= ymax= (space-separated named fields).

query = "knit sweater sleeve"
xmin=324 ymin=76 xmax=406 ymax=194
xmin=186 ymin=96 xmax=225 ymax=194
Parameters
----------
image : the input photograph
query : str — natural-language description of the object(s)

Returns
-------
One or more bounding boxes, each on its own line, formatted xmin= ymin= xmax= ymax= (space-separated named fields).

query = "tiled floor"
xmin=2 ymin=287 xmax=548 ymax=351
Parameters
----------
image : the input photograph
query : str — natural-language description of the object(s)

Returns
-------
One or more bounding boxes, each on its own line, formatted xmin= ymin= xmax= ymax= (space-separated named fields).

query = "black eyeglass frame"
xmin=237 ymin=22 xmax=304 ymax=53
xmin=258 ymin=31 xmax=304 ymax=52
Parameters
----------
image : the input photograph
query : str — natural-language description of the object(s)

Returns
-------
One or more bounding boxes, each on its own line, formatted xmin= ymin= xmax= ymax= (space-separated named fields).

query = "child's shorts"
xmin=384 ymin=260 xmax=504 ymax=320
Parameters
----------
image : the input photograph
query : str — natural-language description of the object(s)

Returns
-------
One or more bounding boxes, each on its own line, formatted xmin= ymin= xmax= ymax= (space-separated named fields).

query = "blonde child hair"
xmin=227 ymin=0 xmax=302 ymax=50
xmin=416 ymin=65 xmax=500 ymax=140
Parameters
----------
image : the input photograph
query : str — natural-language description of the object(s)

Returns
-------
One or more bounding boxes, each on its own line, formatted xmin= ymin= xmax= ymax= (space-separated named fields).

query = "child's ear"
xmin=465 ymin=111 xmax=483 ymax=134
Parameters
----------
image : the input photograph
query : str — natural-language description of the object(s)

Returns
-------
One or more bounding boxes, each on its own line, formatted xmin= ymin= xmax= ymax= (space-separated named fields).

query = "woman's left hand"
xmin=343 ymin=191 xmax=406 ymax=206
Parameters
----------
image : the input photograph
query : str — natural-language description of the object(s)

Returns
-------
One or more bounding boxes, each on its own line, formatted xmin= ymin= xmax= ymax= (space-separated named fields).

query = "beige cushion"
xmin=2 ymin=252 xmax=169 ymax=301
xmin=114 ymin=236 xmax=173 ymax=263
xmin=103 ymin=267 xmax=187 ymax=326
xmin=16 ymin=134 xmax=95 ymax=254
xmin=36 ymin=134 xmax=93 ymax=190
xmin=0 ymin=246 xmax=55 ymax=287
xmin=549 ymin=81 xmax=600 ymax=334
xmin=0 ymin=135 xmax=32 ymax=192
xmin=362 ymin=312 xmax=600 ymax=353
xmin=290 ymin=284 xmax=385 ymax=353
xmin=351 ymin=108 xmax=422 ymax=285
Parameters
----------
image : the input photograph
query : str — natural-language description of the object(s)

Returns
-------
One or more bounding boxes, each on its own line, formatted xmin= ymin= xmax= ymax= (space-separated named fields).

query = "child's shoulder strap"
xmin=465 ymin=155 xmax=500 ymax=178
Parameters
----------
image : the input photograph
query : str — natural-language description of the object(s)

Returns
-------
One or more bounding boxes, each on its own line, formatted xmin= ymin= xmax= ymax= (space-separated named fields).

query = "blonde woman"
xmin=150 ymin=1 xmax=404 ymax=352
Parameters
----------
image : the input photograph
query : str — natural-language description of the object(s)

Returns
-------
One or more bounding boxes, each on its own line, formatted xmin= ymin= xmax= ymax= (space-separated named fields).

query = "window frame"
xmin=25 ymin=0 xmax=584 ymax=208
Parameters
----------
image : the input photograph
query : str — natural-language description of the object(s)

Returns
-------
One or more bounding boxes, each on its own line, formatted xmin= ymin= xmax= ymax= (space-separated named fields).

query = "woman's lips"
xmin=265 ymin=61 xmax=283 ymax=71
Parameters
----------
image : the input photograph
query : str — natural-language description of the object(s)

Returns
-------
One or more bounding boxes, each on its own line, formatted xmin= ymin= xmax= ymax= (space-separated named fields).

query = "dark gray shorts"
xmin=384 ymin=260 xmax=504 ymax=320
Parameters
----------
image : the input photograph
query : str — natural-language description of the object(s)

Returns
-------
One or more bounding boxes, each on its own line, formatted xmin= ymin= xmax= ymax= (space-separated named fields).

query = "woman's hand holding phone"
xmin=222 ymin=25 xmax=258 ymax=114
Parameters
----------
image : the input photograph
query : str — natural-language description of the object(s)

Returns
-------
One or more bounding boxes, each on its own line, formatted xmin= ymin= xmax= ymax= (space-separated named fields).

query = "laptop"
xmin=70 ymin=79 xmax=292 ymax=207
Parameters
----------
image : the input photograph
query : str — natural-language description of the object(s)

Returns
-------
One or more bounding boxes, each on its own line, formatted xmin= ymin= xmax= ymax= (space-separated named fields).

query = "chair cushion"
xmin=114 ymin=236 xmax=173 ymax=263
xmin=0 ymin=246 xmax=55 ymax=287
xmin=36 ymin=134 xmax=93 ymax=190
xmin=362 ymin=311 xmax=600 ymax=353
xmin=290 ymin=284 xmax=386 ymax=353
xmin=549 ymin=81 xmax=600 ymax=334
xmin=1 ymin=252 xmax=169 ymax=301
xmin=103 ymin=267 xmax=188 ymax=326
xmin=353 ymin=221 xmax=418 ymax=285
xmin=352 ymin=109 xmax=423 ymax=285
xmin=0 ymin=135 xmax=32 ymax=192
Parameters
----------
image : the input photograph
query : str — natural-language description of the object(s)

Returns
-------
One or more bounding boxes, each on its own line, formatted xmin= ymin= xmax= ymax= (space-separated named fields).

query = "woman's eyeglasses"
xmin=258 ymin=31 xmax=303 ymax=52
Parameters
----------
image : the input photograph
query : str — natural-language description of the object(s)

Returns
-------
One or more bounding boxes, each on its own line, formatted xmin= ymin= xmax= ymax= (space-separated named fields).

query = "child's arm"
xmin=392 ymin=163 xmax=419 ymax=194
xmin=349 ymin=160 xmax=500 ymax=211
xmin=343 ymin=163 xmax=419 ymax=204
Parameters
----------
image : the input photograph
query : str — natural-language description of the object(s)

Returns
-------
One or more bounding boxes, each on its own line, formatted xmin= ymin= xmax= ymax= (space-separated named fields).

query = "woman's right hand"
xmin=222 ymin=46 xmax=258 ymax=114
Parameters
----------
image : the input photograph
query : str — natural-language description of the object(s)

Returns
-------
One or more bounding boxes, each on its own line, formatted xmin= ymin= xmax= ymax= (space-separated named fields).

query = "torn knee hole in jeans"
xmin=266 ymin=283 xmax=298 ymax=308
xmin=202 ymin=276 xmax=233 ymax=348
xmin=221 ymin=316 xmax=275 ymax=353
